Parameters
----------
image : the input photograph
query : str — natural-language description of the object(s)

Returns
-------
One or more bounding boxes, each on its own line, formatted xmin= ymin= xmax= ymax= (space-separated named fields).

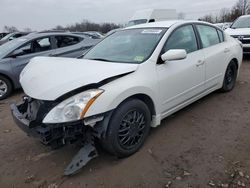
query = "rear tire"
xmin=0 ymin=75 xmax=12 ymax=100
xmin=101 ymin=99 xmax=151 ymax=158
xmin=221 ymin=61 xmax=238 ymax=92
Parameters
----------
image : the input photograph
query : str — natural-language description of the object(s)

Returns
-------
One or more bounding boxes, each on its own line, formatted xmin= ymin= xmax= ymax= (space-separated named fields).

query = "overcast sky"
xmin=0 ymin=0 xmax=238 ymax=32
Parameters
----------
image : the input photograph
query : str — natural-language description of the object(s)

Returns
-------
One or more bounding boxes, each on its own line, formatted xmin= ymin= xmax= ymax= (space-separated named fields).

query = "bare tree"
xmin=3 ymin=26 xmax=18 ymax=32
xmin=199 ymin=0 xmax=250 ymax=23
xmin=199 ymin=14 xmax=215 ymax=23
xmin=53 ymin=20 xmax=122 ymax=33
xmin=235 ymin=0 xmax=249 ymax=15
xmin=220 ymin=8 xmax=230 ymax=22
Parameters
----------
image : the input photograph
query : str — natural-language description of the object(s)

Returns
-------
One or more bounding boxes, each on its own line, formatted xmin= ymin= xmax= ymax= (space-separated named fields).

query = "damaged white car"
xmin=11 ymin=20 xmax=242 ymax=175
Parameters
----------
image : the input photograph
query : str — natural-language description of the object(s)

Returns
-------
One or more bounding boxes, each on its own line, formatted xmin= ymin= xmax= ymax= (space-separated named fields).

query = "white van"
xmin=127 ymin=9 xmax=177 ymax=27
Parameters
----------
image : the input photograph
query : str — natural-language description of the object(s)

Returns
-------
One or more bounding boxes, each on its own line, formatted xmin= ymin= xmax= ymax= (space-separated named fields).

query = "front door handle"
xmin=196 ymin=60 xmax=205 ymax=67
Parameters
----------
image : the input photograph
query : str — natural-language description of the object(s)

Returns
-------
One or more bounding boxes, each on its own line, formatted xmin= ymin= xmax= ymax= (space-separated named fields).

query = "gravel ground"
xmin=0 ymin=58 xmax=250 ymax=188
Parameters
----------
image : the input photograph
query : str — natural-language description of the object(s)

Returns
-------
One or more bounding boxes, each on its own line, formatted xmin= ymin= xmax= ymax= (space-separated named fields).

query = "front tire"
xmin=102 ymin=99 xmax=151 ymax=158
xmin=221 ymin=61 xmax=238 ymax=92
xmin=0 ymin=75 xmax=12 ymax=100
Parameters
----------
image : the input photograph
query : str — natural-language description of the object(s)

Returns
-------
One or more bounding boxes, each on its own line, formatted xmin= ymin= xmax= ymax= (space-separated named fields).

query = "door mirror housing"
xmin=161 ymin=49 xmax=187 ymax=62
xmin=9 ymin=36 xmax=14 ymax=41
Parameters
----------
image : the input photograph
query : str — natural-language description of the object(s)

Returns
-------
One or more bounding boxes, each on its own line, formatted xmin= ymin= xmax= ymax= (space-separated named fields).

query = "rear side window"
xmin=197 ymin=25 xmax=220 ymax=48
xmin=217 ymin=29 xmax=224 ymax=42
xmin=164 ymin=25 xmax=198 ymax=54
xmin=55 ymin=36 xmax=82 ymax=48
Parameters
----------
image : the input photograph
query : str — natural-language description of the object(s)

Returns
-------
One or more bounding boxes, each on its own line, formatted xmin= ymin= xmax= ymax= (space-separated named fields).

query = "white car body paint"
xmin=20 ymin=57 xmax=138 ymax=100
xmin=20 ymin=20 xmax=243 ymax=127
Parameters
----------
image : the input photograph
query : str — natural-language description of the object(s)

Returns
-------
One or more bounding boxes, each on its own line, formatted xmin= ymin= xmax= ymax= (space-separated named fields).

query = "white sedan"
xmin=11 ymin=20 xmax=243 ymax=175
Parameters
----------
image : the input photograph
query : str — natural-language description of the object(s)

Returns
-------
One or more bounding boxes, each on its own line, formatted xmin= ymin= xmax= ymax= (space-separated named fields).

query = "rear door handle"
xmin=196 ymin=60 xmax=205 ymax=67
xmin=224 ymin=48 xmax=230 ymax=53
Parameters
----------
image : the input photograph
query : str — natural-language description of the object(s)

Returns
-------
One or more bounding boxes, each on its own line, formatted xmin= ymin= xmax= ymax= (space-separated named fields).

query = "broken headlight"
xmin=43 ymin=89 xmax=104 ymax=124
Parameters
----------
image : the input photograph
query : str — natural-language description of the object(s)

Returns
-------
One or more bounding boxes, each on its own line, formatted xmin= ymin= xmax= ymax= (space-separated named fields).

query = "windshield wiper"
xmin=89 ymin=58 xmax=111 ymax=62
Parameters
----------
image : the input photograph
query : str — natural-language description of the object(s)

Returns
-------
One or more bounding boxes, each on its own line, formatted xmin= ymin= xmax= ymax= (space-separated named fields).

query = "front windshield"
xmin=0 ymin=33 xmax=13 ymax=41
xmin=127 ymin=19 xmax=148 ymax=27
xmin=84 ymin=28 xmax=167 ymax=64
xmin=231 ymin=17 xmax=250 ymax=28
xmin=0 ymin=38 xmax=27 ymax=58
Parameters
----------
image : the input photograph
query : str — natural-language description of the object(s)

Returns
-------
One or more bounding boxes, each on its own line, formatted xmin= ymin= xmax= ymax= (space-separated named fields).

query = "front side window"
xmin=31 ymin=37 xmax=52 ymax=53
xmin=84 ymin=28 xmax=167 ymax=64
xmin=164 ymin=25 xmax=198 ymax=54
xmin=55 ymin=36 xmax=82 ymax=48
xmin=0 ymin=38 xmax=28 ymax=58
xmin=197 ymin=25 xmax=220 ymax=48
xmin=10 ymin=37 xmax=52 ymax=57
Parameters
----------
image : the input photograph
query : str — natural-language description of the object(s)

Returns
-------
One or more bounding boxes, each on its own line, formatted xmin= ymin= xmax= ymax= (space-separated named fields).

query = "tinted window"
xmin=197 ymin=25 xmax=220 ymax=48
xmin=217 ymin=29 xmax=224 ymax=42
xmin=11 ymin=37 xmax=52 ymax=56
xmin=164 ymin=25 xmax=198 ymax=54
xmin=32 ymin=37 xmax=52 ymax=52
xmin=55 ymin=36 xmax=82 ymax=48
xmin=13 ymin=34 xmax=23 ymax=38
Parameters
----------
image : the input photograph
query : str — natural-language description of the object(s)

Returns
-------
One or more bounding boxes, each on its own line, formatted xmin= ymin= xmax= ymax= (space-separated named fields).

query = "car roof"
xmin=23 ymin=32 xmax=84 ymax=40
xmin=125 ymin=20 xmax=213 ymax=29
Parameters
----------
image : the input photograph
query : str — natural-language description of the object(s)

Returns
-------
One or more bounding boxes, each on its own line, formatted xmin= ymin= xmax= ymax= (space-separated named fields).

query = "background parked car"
xmin=0 ymin=32 xmax=100 ymax=99
xmin=0 ymin=32 xmax=29 ymax=45
xmin=0 ymin=33 xmax=9 ymax=40
xmin=214 ymin=22 xmax=232 ymax=30
xmin=83 ymin=31 xmax=104 ymax=39
xmin=225 ymin=15 xmax=250 ymax=54
xmin=72 ymin=32 xmax=102 ymax=39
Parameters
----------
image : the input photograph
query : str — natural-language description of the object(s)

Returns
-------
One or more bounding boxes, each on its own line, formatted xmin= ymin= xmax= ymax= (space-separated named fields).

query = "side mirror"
xmin=9 ymin=37 xmax=14 ymax=41
xmin=161 ymin=49 xmax=187 ymax=62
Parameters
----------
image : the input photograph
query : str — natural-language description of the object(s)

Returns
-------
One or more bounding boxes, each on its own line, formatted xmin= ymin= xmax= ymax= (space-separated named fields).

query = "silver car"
xmin=0 ymin=32 xmax=99 ymax=99
xmin=0 ymin=32 xmax=29 ymax=45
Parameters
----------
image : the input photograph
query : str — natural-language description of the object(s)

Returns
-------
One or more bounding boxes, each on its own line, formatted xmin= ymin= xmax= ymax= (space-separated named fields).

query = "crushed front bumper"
xmin=11 ymin=101 xmax=87 ymax=148
xmin=10 ymin=97 xmax=112 ymax=175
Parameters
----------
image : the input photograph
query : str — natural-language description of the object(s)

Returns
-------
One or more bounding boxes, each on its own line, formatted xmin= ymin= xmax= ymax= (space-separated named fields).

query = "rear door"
xmin=195 ymin=24 xmax=228 ymax=89
xmin=156 ymin=24 xmax=206 ymax=115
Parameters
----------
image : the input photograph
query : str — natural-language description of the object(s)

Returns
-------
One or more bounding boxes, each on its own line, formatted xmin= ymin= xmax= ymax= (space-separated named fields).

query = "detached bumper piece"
xmin=10 ymin=97 xmax=100 ymax=176
xmin=64 ymin=130 xmax=98 ymax=175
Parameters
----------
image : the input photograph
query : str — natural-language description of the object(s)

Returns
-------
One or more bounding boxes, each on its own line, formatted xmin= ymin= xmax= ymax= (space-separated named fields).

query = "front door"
xmin=156 ymin=24 xmax=205 ymax=116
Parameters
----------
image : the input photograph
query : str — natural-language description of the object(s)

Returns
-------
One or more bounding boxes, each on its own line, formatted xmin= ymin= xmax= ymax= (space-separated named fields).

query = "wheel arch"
xmin=0 ymin=72 xmax=15 ymax=89
xmin=117 ymin=93 xmax=156 ymax=118
xmin=231 ymin=58 xmax=239 ymax=70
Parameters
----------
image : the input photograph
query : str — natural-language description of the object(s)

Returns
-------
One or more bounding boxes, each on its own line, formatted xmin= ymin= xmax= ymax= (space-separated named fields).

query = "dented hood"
xmin=20 ymin=57 xmax=138 ymax=100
